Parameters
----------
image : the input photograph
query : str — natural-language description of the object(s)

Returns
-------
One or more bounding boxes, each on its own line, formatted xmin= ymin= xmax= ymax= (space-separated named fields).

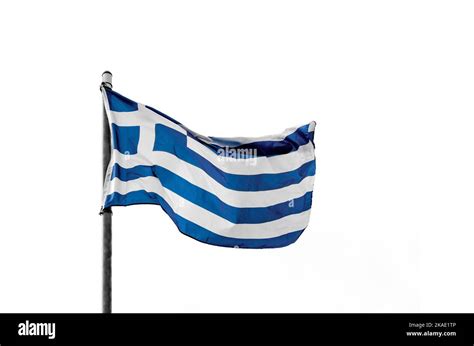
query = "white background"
xmin=0 ymin=0 xmax=473 ymax=313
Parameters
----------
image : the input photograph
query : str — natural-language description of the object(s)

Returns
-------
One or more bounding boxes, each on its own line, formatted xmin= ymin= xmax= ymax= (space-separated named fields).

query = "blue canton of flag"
xmin=101 ymin=87 xmax=316 ymax=248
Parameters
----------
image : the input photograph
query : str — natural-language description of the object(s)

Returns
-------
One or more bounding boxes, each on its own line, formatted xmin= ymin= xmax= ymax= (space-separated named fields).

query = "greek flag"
xmin=101 ymin=87 xmax=316 ymax=248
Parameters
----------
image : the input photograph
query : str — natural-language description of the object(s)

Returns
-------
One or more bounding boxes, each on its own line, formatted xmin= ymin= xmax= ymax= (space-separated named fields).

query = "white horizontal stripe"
xmin=110 ymin=177 xmax=311 ymax=239
xmin=187 ymin=137 xmax=315 ymax=175
xmin=110 ymin=150 xmax=315 ymax=208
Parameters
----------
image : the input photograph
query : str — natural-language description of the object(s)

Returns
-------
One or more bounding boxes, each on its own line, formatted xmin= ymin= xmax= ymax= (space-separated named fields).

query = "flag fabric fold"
xmin=101 ymin=87 xmax=316 ymax=248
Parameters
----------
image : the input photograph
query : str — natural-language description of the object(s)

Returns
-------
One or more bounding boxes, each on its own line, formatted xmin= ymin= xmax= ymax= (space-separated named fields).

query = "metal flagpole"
xmin=101 ymin=71 xmax=113 ymax=313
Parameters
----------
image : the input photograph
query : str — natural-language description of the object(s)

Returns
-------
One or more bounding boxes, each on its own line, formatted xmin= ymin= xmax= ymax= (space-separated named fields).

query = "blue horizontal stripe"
xmin=111 ymin=164 xmax=313 ymax=223
xmin=152 ymin=124 xmax=315 ymax=191
xmin=207 ymin=124 xmax=314 ymax=157
xmin=106 ymin=89 xmax=138 ymax=112
xmin=184 ymin=124 xmax=313 ymax=158
xmin=104 ymin=190 xmax=304 ymax=248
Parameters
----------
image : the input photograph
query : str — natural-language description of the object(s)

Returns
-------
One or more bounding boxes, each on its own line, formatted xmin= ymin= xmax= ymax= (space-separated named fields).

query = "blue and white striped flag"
xmin=101 ymin=87 xmax=316 ymax=248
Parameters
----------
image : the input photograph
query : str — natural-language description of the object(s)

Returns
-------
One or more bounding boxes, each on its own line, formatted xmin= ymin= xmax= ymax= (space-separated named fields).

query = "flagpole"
xmin=101 ymin=71 xmax=113 ymax=313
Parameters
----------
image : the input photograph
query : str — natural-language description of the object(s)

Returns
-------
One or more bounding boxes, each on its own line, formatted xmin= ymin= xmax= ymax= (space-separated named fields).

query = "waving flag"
xmin=101 ymin=87 xmax=316 ymax=248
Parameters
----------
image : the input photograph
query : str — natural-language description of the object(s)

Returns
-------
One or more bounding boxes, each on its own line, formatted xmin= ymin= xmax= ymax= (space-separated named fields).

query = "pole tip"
xmin=101 ymin=71 xmax=113 ymax=89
